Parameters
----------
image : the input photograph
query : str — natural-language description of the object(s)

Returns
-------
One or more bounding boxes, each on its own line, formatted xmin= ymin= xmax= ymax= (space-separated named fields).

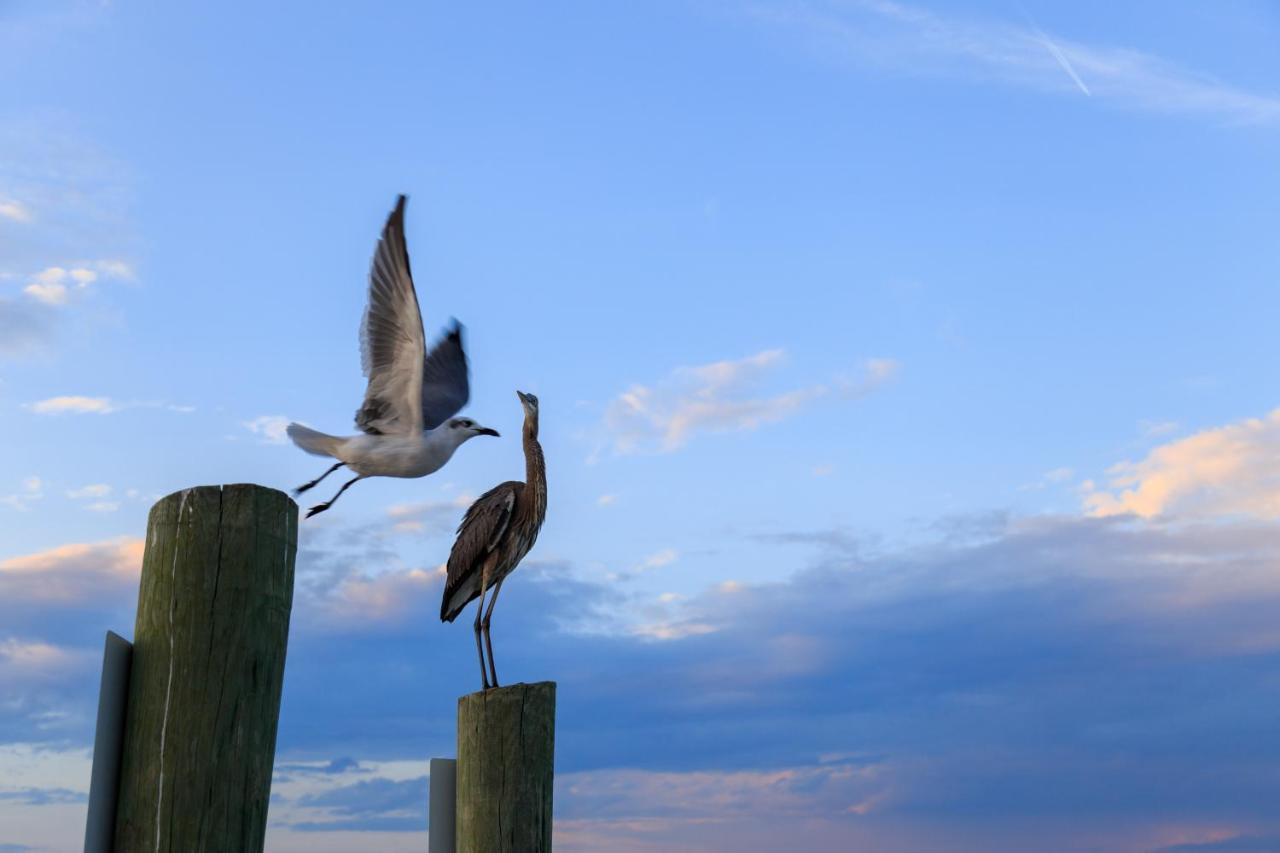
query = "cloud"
xmin=0 ymin=477 xmax=43 ymax=511
xmin=0 ymin=537 xmax=142 ymax=606
xmin=384 ymin=496 xmax=469 ymax=535
xmin=291 ymin=776 xmax=428 ymax=832
xmin=0 ymin=788 xmax=85 ymax=806
xmin=263 ymin=509 xmax=1280 ymax=848
xmin=25 ymin=397 xmax=194 ymax=416
xmin=65 ymin=484 xmax=110 ymax=499
xmin=597 ymin=494 xmax=618 ymax=507
xmin=636 ymin=549 xmax=678 ymax=572
xmin=601 ymin=350 xmax=893 ymax=455
xmin=22 ymin=283 xmax=67 ymax=306
xmin=19 ymin=262 xmax=126 ymax=307
xmin=244 ymin=415 xmax=292 ymax=444
xmin=0 ymin=200 xmax=31 ymax=223
xmin=1084 ymin=408 xmax=1280 ymax=519
xmin=0 ymin=639 xmax=82 ymax=674
xmin=25 ymin=396 xmax=117 ymax=415
xmin=755 ymin=0 xmax=1280 ymax=126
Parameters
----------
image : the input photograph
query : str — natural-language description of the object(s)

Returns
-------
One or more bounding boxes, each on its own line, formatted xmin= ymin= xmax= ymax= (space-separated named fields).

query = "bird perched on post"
xmin=286 ymin=196 xmax=499 ymax=518
xmin=441 ymin=391 xmax=547 ymax=690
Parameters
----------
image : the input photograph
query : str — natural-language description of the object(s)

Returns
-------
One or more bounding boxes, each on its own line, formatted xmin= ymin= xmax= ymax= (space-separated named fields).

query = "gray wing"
xmin=421 ymin=320 xmax=471 ymax=430
xmin=441 ymin=481 xmax=522 ymax=621
xmin=355 ymin=195 xmax=425 ymax=436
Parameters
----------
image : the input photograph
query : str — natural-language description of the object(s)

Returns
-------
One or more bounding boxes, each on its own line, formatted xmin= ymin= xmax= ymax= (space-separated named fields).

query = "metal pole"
xmin=83 ymin=631 xmax=133 ymax=853
xmin=429 ymin=757 xmax=457 ymax=853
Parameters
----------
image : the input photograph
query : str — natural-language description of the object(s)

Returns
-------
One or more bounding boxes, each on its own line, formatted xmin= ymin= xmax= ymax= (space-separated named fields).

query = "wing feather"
xmin=441 ymin=482 xmax=522 ymax=621
xmin=355 ymin=195 xmax=425 ymax=435
xmin=420 ymin=321 xmax=471 ymax=430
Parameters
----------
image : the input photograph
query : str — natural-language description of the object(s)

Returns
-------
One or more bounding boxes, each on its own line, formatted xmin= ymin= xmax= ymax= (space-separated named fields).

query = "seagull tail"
xmin=286 ymin=423 xmax=343 ymax=458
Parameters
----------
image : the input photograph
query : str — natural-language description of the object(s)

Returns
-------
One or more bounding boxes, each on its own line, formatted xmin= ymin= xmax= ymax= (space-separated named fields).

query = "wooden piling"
xmin=112 ymin=484 xmax=298 ymax=853
xmin=456 ymin=681 xmax=556 ymax=853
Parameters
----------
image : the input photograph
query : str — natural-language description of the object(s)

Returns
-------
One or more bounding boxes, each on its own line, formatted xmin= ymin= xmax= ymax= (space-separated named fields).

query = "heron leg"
xmin=294 ymin=462 xmax=344 ymax=496
xmin=474 ymin=572 xmax=491 ymax=691
xmin=305 ymin=475 xmax=362 ymax=519
xmin=481 ymin=578 xmax=504 ymax=688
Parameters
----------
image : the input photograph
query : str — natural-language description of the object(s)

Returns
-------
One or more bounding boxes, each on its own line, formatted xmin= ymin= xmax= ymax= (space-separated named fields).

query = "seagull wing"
xmin=420 ymin=321 xmax=471 ymax=430
xmin=441 ymin=481 xmax=523 ymax=621
xmin=355 ymin=195 xmax=425 ymax=436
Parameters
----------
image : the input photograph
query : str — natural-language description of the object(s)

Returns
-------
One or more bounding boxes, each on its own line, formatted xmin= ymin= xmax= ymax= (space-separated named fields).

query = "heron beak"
xmin=475 ymin=427 xmax=500 ymax=437
xmin=516 ymin=390 xmax=529 ymax=404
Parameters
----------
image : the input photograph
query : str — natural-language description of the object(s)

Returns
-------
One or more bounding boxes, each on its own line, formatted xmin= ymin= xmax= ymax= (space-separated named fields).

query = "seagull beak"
xmin=475 ymin=427 xmax=500 ymax=437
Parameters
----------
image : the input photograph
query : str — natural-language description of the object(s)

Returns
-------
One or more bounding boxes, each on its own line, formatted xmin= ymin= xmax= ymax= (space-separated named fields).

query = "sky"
xmin=2 ymin=0 xmax=1279 ymax=850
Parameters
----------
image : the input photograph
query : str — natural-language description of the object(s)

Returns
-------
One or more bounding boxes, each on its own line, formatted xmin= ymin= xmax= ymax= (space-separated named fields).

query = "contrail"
xmin=1018 ymin=6 xmax=1091 ymax=96
xmin=1037 ymin=29 xmax=1091 ymax=96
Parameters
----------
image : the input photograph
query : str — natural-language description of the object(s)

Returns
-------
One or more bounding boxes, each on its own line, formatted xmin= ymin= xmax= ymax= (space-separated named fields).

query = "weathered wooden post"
xmin=456 ymin=681 xmax=556 ymax=852
xmin=111 ymin=484 xmax=297 ymax=852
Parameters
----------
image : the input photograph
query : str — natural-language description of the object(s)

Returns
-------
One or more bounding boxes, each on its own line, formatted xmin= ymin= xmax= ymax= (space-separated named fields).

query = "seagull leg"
xmin=481 ymin=578 xmax=504 ymax=688
xmin=305 ymin=475 xmax=363 ymax=519
xmin=474 ymin=572 xmax=491 ymax=691
xmin=294 ymin=462 xmax=344 ymax=496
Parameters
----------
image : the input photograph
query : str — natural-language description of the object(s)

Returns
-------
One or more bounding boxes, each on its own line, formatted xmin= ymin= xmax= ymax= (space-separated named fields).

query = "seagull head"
xmin=448 ymin=417 xmax=499 ymax=441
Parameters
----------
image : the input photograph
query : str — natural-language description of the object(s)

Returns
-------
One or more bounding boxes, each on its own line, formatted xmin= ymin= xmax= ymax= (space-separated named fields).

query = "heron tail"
xmin=286 ymin=423 xmax=343 ymax=458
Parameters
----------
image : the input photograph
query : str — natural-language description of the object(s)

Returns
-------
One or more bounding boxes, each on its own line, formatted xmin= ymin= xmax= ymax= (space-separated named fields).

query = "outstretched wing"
xmin=355 ymin=195 xmax=425 ymax=436
xmin=420 ymin=320 xmax=471 ymax=430
xmin=441 ymin=481 xmax=523 ymax=621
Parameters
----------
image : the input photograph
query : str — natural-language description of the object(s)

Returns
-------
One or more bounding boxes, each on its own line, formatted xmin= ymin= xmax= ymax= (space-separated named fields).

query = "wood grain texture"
xmin=457 ymin=682 xmax=556 ymax=853
xmin=113 ymin=484 xmax=298 ymax=853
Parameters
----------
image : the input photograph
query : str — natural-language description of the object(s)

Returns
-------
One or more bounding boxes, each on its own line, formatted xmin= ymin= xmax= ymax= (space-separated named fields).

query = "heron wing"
xmin=441 ymin=481 xmax=523 ymax=620
xmin=420 ymin=321 xmax=471 ymax=430
xmin=355 ymin=195 xmax=425 ymax=436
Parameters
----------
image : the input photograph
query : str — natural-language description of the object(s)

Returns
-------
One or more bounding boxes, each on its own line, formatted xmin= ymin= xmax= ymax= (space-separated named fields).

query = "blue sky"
xmin=2 ymin=1 xmax=1279 ymax=850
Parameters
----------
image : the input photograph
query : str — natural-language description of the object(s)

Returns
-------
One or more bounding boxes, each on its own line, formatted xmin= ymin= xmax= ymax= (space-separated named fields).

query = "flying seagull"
xmin=287 ymin=196 xmax=498 ymax=518
xmin=441 ymin=390 xmax=547 ymax=690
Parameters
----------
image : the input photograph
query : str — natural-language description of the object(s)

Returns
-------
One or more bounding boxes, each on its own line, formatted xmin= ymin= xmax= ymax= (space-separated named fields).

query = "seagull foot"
xmin=305 ymin=503 xmax=330 ymax=519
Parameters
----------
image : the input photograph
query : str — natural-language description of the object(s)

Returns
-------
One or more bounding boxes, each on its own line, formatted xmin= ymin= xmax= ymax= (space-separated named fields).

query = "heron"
xmin=440 ymin=390 xmax=547 ymax=690
xmin=286 ymin=196 xmax=499 ymax=518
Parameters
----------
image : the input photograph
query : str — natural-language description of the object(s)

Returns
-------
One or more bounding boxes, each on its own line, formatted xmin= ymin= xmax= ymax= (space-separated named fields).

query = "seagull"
xmin=440 ymin=391 xmax=547 ymax=690
xmin=287 ymin=196 xmax=499 ymax=518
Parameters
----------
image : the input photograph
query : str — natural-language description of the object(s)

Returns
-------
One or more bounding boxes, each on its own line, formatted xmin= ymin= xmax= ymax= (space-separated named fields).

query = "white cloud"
xmin=607 ymin=349 xmax=821 ymax=453
xmin=25 ymin=397 xmax=192 ymax=416
xmin=637 ymin=549 xmax=678 ymax=572
xmin=756 ymin=0 xmax=1280 ymax=126
xmin=90 ymin=259 xmax=133 ymax=280
xmin=85 ymin=501 xmax=119 ymax=513
xmin=602 ymin=350 xmax=897 ymax=455
xmin=19 ymin=262 xmax=127 ymax=308
xmin=0 ymin=476 xmax=44 ymax=511
xmin=597 ymin=494 xmax=618 ymax=507
xmin=26 ymin=396 xmax=117 ymax=415
xmin=23 ymin=282 xmax=67 ymax=305
xmin=65 ymin=484 xmax=110 ymax=500
xmin=1085 ymin=408 xmax=1280 ymax=519
xmin=243 ymin=415 xmax=291 ymax=444
xmin=0 ymin=200 xmax=32 ymax=222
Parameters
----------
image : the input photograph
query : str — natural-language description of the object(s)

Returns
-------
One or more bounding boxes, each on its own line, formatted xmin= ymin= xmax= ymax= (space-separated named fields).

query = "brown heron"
xmin=440 ymin=390 xmax=547 ymax=690
xmin=286 ymin=195 xmax=499 ymax=518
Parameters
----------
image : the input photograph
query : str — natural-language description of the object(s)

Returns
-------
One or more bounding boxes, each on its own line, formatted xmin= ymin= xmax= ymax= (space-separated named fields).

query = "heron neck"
xmin=523 ymin=423 xmax=547 ymax=516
